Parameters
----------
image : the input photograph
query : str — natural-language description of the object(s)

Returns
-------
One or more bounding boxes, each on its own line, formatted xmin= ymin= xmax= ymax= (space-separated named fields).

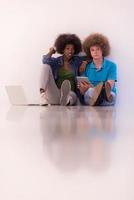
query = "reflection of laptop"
xmin=5 ymin=85 xmax=39 ymax=106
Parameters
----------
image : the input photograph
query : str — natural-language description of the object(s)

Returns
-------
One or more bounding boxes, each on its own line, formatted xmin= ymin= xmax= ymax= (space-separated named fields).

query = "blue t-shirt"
xmin=82 ymin=58 xmax=117 ymax=93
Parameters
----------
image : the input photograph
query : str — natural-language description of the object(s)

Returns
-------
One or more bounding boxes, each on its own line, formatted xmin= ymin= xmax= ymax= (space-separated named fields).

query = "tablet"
xmin=76 ymin=76 xmax=89 ymax=83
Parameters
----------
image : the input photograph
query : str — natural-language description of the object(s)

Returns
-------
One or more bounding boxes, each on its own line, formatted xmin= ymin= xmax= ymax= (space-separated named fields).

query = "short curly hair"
xmin=54 ymin=33 xmax=82 ymax=54
xmin=83 ymin=33 xmax=110 ymax=59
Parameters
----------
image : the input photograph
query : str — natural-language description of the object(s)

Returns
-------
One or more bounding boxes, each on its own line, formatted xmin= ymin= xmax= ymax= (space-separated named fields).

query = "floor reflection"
xmin=40 ymin=106 xmax=117 ymax=172
xmin=6 ymin=106 xmax=28 ymax=121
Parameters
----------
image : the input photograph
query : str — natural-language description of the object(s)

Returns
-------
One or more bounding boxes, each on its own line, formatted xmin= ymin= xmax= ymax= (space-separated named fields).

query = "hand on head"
xmin=49 ymin=47 xmax=56 ymax=55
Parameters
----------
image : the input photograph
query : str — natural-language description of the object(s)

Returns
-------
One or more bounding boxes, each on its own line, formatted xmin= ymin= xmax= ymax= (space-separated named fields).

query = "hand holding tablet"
xmin=76 ymin=76 xmax=93 ymax=88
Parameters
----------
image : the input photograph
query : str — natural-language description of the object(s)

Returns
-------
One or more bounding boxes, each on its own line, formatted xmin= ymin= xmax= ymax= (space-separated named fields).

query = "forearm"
xmin=107 ymin=80 xmax=115 ymax=88
xmin=42 ymin=55 xmax=52 ymax=64
xmin=42 ymin=47 xmax=56 ymax=64
xmin=79 ymin=61 xmax=88 ymax=74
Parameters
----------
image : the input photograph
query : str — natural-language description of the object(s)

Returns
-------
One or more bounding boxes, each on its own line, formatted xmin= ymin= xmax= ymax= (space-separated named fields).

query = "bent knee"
xmin=42 ymin=64 xmax=51 ymax=71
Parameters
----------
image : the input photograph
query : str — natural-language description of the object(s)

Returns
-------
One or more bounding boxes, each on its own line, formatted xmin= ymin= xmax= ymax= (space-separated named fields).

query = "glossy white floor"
xmin=0 ymin=101 xmax=134 ymax=200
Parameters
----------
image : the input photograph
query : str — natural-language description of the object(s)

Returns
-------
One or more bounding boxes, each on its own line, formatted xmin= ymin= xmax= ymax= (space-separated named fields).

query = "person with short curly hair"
xmin=40 ymin=33 xmax=85 ymax=106
xmin=83 ymin=33 xmax=110 ymax=60
xmin=78 ymin=33 xmax=117 ymax=106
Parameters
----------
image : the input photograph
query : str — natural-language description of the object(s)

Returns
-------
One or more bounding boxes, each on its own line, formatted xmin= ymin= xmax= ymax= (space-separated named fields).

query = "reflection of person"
xmin=78 ymin=33 xmax=117 ymax=106
xmin=40 ymin=106 xmax=116 ymax=172
xmin=86 ymin=107 xmax=116 ymax=171
xmin=40 ymin=33 xmax=85 ymax=106
xmin=40 ymin=107 xmax=81 ymax=171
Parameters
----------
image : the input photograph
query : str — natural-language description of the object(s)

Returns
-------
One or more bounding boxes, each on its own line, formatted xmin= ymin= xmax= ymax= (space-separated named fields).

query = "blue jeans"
xmin=84 ymin=88 xmax=116 ymax=106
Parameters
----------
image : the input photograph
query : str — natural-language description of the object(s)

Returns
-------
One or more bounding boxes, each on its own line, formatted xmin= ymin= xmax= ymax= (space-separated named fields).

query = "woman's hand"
xmin=77 ymin=80 xmax=93 ymax=95
xmin=47 ymin=47 xmax=56 ymax=57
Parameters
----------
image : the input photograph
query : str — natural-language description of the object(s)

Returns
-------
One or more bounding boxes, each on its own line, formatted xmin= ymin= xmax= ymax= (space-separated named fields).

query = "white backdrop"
xmin=0 ymin=0 xmax=133 ymax=104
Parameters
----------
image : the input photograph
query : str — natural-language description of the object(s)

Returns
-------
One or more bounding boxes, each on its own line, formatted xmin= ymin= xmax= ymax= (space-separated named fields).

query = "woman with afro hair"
xmin=40 ymin=33 xmax=86 ymax=106
xmin=78 ymin=33 xmax=117 ymax=106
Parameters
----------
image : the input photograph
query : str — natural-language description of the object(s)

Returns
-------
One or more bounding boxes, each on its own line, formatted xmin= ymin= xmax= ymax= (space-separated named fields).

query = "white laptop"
xmin=5 ymin=85 xmax=40 ymax=106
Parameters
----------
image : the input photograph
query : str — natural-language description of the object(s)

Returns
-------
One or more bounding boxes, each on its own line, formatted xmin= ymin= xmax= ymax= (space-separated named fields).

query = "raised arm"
xmin=42 ymin=47 xmax=56 ymax=64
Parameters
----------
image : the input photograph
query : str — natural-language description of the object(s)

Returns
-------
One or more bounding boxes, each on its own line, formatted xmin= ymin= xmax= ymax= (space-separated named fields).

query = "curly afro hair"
xmin=83 ymin=33 xmax=110 ymax=59
xmin=54 ymin=33 xmax=82 ymax=55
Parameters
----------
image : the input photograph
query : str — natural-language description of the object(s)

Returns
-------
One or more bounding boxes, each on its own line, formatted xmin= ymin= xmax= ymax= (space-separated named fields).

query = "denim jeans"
xmin=84 ymin=87 xmax=116 ymax=106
